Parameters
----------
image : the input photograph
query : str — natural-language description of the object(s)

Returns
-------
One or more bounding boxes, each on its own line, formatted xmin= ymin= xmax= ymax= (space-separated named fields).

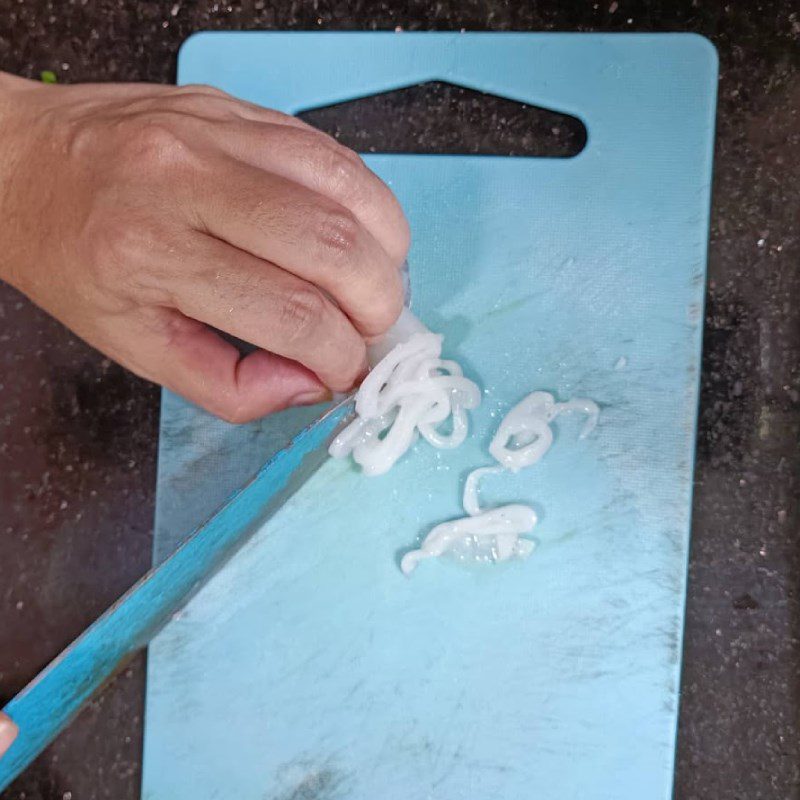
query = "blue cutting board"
xmin=143 ymin=33 xmax=717 ymax=800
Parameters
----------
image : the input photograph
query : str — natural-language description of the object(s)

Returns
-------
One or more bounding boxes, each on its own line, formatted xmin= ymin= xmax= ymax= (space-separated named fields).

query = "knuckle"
xmin=333 ymin=141 xmax=363 ymax=165
xmin=324 ymin=146 xmax=365 ymax=190
xmin=313 ymin=207 xmax=361 ymax=261
xmin=168 ymin=84 xmax=234 ymax=116
xmin=64 ymin=116 xmax=102 ymax=161
xmin=174 ymin=83 xmax=227 ymax=98
xmin=84 ymin=216 xmax=171 ymax=304
xmin=279 ymin=287 xmax=326 ymax=343
xmin=321 ymin=147 xmax=373 ymax=207
xmin=292 ymin=130 xmax=367 ymax=199
xmin=79 ymin=220 xmax=141 ymax=309
xmin=122 ymin=117 xmax=188 ymax=167
xmin=273 ymin=108 xmax=304 ymax=126
xmin=90 ymin=219 xmax=142 ymax=274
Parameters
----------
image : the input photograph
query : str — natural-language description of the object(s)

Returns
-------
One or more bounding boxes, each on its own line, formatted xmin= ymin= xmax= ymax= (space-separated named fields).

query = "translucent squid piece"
xmin=488 ymin=391 xmax=599 ymax=472
xmin=462 ymin=465 xmax=503 ymax=516
xmin=400 ymin=503 xmax=537 ymax=576
xmin=401 ymin=390 xmax=600 ymax=576
xmin=400 ymin=465 xmax=537 ymax=576
xmin=328 ymin=310 xmax=481 ymax=476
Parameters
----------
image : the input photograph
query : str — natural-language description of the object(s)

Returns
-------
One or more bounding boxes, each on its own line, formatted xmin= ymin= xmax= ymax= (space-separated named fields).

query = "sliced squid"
xmin=402 ymin=391 xmax=600 ymax=575
xmin=328 ymin=310 xmax=481 ymax=476
xmin=400 ymin=502 xmax=537 ymax=575
xmin=401 ymin=464 xmax=537 ymax=575
xmin=489 ymin=391 xmax=599 ymax=472
xmin=327 ymin=306 xmax=601 ymax=572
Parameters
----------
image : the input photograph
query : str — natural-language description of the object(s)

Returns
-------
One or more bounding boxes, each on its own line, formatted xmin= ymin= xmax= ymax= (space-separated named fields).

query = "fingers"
xmin=128 ymin=311 xmax=332 ymax=424
xmin=205 ymin=120 xmax=410 ymax=265
xmin=133 ymin=89 xmax=410 ymax=267
xmin=185 ymin=161 xmax=404 ymax=338
xmin=47 ymin=83 xmax=414 ymax=424
xmin=0 ymin=713 xmax=18 ymax=759
xmin=167 ymin=234 xmax=368 ymax=392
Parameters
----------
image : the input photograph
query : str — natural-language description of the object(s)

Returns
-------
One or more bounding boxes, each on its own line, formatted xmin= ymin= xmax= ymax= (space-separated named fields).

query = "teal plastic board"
xmin=143 ymin=32 xmax=717 ymax=800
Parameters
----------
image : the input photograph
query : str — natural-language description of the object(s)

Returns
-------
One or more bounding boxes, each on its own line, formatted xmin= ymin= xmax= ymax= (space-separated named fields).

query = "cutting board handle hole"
xmin=296 ymin=81 xmax=586 ymax=158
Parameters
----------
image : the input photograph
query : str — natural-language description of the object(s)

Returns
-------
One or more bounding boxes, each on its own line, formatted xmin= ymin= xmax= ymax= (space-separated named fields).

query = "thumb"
xmin=0 ymin=713 xmax=18 ymax=759
xmin=128 ymin=310 xmax=333 ymax=423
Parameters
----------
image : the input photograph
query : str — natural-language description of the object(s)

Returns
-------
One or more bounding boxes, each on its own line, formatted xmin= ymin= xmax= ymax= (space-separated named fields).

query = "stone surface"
xmin=0 ymin=2 xmax=798 ymax=799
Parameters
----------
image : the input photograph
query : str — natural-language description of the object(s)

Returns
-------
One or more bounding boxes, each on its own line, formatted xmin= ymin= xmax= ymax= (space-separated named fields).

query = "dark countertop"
xmin=0 ymin=3 xmax=798 ymax=799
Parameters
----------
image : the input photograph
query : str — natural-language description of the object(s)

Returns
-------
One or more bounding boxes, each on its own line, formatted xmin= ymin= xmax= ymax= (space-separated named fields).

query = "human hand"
xmin=0 ymin=713 xmax=17 ymax=759
xmin=0 ymin=74 xmax=409 ymax=422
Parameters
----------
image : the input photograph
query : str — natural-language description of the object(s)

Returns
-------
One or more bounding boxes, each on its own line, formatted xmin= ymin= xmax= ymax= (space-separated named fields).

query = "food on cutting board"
xmin=328 ymin=310 xmax=481 ymax=476
xmin=400 ymin=464 xmax=537 ymax=575
xmin=329 ymin=311 xmax=600 ymax=574
xmin=402 ymin=393 xmax=599 ymax=575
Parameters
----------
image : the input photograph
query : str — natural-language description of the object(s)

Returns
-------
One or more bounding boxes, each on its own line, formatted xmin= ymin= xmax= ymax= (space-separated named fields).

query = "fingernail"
xmin=292 ymin=388 xmax=333 ymax=406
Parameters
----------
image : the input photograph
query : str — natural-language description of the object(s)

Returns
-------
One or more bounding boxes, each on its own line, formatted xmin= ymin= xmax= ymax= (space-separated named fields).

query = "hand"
xmin=0 ymin=75 xmax=409 ymax=422
xmin=0 ymin=713 xmax=17 ymax=759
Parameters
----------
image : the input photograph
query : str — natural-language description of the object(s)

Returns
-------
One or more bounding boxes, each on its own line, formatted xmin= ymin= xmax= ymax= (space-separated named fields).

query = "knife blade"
xmin=0 ymin=399 xmax=354 ymax=791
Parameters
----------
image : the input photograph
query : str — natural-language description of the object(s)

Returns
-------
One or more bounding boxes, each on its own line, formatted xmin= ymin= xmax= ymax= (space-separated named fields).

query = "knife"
xmin=0 ymin=257 xmax=418 ymax=789
xmin=0 ymin=398 xmax=354 ymax=790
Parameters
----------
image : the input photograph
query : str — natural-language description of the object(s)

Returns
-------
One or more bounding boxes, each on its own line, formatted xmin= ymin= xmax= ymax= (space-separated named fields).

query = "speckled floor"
xmin=0 ymin=3 xmax=798 ymax=799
